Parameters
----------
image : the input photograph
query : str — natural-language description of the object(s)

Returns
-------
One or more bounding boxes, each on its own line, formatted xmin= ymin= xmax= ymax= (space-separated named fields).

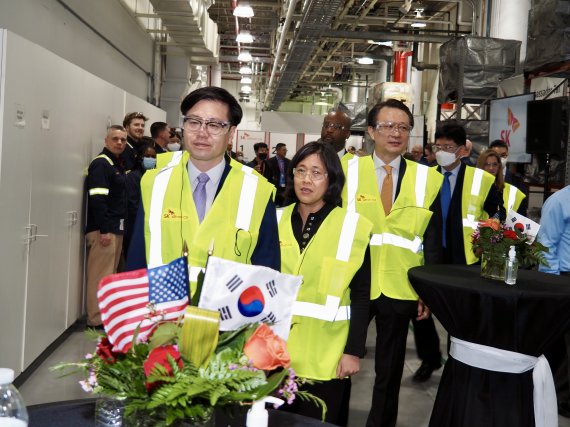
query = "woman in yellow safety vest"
xmin=278 ymin=142 xmax=372 ymax=426
xmin=476 ymin=148 xmax=526 ymax=214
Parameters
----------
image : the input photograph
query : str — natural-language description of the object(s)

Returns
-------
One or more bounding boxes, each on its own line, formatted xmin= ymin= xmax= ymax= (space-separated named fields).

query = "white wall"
xmin=0 ymin=0 xmax=154 ymax=100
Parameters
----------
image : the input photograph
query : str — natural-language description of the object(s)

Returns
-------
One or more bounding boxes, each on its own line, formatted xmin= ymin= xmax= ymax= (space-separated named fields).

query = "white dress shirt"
xmin=373 ymin=152 xmax=401 ymax=204
xmin=443 ymin=162 xmax=462 ymax=196
xmin=187 ymin=158 xmax=225 ymax=216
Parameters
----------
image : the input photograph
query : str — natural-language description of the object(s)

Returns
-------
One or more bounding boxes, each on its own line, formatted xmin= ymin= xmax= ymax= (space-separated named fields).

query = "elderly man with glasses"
xmin=341 ymin=99 xmax=444 ymax=427
xmin=126 ymin=87 xmax=280 ymax=294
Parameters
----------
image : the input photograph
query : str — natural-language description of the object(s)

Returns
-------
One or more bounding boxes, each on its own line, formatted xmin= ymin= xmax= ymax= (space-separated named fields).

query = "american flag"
xmin=97 ymin=256 xmax=189 ymax=352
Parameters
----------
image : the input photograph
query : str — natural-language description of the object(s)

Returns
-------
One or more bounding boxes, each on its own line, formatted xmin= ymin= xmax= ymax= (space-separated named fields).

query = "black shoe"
xmin=559 ymin=402 xmax=570 ymax=418
xmin=412 ymin=362 xmax=442 ymax=383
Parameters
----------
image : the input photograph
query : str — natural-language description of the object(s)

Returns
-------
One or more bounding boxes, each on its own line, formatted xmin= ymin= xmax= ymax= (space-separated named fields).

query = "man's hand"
xmin=336 ymin=354 xmax=360 ymax=378
xmin=99 ymin=233 xmax=113 ymax=247
xmin=416 ymin=299 xmax=430 ymax=320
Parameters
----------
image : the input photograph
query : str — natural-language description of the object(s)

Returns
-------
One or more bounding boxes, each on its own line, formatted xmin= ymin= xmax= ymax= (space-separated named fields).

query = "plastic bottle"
xmin=504 ymin=245 xmax=518 ymax=286
xmin=0 ymin=368 xmax=29 ymax=426
xmin=246 ymin=396 xmax=284 ymax=427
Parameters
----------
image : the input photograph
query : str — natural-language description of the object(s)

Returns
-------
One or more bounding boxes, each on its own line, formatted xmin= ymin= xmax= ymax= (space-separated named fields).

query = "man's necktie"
xmin=441 ymin=171 xmax=452 ymax=248
xmin=381 ymin=165 xmax=393 ymax=216
xmin=193 ymin=173 xmax=210 ymax=223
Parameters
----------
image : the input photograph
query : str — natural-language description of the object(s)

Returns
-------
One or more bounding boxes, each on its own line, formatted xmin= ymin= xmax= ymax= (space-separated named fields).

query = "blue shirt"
xmin=538 ymin=185 xmax=570 ymax=275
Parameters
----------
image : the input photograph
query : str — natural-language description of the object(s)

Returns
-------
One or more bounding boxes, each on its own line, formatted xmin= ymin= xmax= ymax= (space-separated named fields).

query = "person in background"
xmin=460 ymin=138 xmax=475 ymax=166
xmin=489 ymin=139 xmax=529 ymax=216
xmin=264 ymin=142 xmax=291 ymax=207
xmin=341 ymin=99 xmax=443 ymax=427
xmin=122 ymin=112 xmax=149 ymax=171
xmin=412 ymin=123 xmax=504 ymax=384
xmin=168 ymin=128 xmax=182 ymax=152
xmin=150 ymin=121 xmax=170 ymax=154
xmin=410 ymin=144 xmax=423 ymax=162
xmin=320 ymin=109 xmax=352 ymax=157
xmin=246 ymin=142 xmax=269 ymax=175
xmin=538 ymin=185 xmax=570 ymax=416
xmin=421 ymin=143 xmax=437 ymax=167
xmin=126 ymin=87 xmax=280 ymax=295
xmin=278 ymin=142 xmax=372 ymax=426
xmin=84 ymin=125 xmax=128 ymax=328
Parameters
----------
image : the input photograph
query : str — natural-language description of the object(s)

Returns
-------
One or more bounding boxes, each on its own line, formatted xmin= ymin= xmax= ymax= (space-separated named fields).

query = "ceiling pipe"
xmin=263 ymin=0 xmax=299 ymax=107
xmin=411 ymin=42 xmax=439 ymax=71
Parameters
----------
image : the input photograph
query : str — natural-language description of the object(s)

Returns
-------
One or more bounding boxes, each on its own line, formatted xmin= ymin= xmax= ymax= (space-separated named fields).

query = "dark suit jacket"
xmin=440 ymin=163 xmax=504 ymax=264
xmin=126 ymin=156 xmax=280 ymax=271
xmin=263 ymin=156 xmax=291 ymax=191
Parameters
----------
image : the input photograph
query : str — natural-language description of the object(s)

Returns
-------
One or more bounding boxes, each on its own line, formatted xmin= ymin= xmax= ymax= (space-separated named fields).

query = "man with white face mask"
xmin=489 ymin=139 xmax=528 ymax=215
xmin=411 ymin=122 xmax=505 ymax=384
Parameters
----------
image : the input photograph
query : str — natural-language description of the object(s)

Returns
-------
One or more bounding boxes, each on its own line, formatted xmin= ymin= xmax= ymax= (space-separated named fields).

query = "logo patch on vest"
xmin=356 ymin=193 xmax=377 ymax=203
xmin=163 ymin=208 xmax=189 ymax=220
xmin=279 ymin=240 xmax=293 ymax=248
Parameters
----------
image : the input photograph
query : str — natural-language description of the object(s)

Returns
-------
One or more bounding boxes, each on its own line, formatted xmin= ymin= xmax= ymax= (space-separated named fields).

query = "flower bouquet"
xmin=471 ymin=218 xmax=548 ymax=280
xmin=52 ymin=308 xmax=324 ymax=426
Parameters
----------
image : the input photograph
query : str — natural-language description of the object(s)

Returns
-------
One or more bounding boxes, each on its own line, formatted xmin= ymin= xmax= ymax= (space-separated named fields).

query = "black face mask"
xmin=258 ymin=153 xmax=268 ymax=160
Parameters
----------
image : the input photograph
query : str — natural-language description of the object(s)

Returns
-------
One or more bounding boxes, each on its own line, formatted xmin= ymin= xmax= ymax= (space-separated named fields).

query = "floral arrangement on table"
xmin=471 ymin=218 xmax=548 ymax=279
xmin=52 ymin=307 xmax=325 ymax=426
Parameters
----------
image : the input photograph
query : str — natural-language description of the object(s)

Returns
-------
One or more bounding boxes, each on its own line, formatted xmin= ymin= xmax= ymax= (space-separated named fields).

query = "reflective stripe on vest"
xmin=462 ymin=168 xmax=484 ymax=230
xmin=235 ymin=165 xmax=258 ymax=231
xmin=415 ymin=164 xmax=428 ymax=207
xmin=346 ymin=156 xmax=359 ymax=213
xmin=337 ymin=211 xmax=360 ymax=262
xmin=507 ymin=184 xmax=518 ymax=212
xmin=292 ymin=295 xmax=350 ymax=322
xmin=89 ymin=188 xmax=109 ymax=196
xmin=94 ymin=154 xmax=114 ymax=166
xmin=189 ymin=266 xmax=204 ymax=283
xmin=370 ymin=232 xmax=423 ymax=253
xmin=276 ymin=208 xmax=284 ymax=224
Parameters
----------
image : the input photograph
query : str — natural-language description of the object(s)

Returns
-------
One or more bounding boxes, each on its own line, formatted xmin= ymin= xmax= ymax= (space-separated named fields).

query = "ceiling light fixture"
xmin=367 ymin=40 xmax=394 ymax=47
xmin=237 ymin=50 xmax=253 ymax=62
xmin=241 ymin=85 xmax=252 ymax=93
xmin=411 ymin=22 xmax=427 ymax=28
xmin=239 ymin=65 xmax=253 ymax=75
xmin=233 ymin=2 xmax=254 ymax=18
xmin=240 ymin=76 xmax=252 ymax=84
xmin=236 ymin=31 xmax=254 ymax=43
xmin=357 ymin=57 xmax=374 ymax=65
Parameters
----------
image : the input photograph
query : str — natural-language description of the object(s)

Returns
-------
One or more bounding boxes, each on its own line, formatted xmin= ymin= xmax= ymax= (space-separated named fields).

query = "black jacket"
xmin=85 ymin=148 xmax=127 ymax=235
xmin=263 ymin=155 xmax=291 ymax=190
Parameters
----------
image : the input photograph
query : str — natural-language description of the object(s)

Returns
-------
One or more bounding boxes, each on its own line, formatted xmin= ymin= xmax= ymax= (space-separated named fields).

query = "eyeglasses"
xmin=183 ymin=116 xmax=231 ymax=136
xmin=432 ymin=144 xmax=459 ymax=153
xmin=293 ymin=168 xmax=328 ymax=181
xmin=373 ymin=122 xmax=412 ymax=134
xmin=484 ymin=162 xmax=499 ymax=168
xmin=322 ymin=123 xmax=346 ymax=131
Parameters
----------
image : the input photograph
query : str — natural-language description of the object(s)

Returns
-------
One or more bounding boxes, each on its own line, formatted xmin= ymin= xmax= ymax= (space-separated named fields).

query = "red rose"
xmin=96 ymin=337 xmax=119 ymax=364
xmin=243 ymin=324 xmax=290 ymax=370
xmin=143 ymin=345 xmax=183 ymax=391
xmin=503 ymin=230 xmax=518 ymax=240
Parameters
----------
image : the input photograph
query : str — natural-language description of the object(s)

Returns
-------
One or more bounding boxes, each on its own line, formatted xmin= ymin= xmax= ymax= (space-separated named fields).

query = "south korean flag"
xmin=198 ymin=257 xmax=302 ymax=341
xmin=505 ymin=210 xmax=540 ymax=243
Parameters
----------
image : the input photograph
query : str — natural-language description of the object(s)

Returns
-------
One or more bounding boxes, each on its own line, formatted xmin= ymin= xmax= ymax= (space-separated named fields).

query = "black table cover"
xmin=28 ymin=398 xmax=337 ymax=426
xmin=409 ymin=264 xmax=570 ymax=427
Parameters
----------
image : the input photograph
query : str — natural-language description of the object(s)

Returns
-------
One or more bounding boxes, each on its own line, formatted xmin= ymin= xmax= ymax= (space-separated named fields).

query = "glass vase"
xmin=480 ymin=252 xmax=507 ymax=281
xmin=95 ymin=397 xmax=125 ymax=427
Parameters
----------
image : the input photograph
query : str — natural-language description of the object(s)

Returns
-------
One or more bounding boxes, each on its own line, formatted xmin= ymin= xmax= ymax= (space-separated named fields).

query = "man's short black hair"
xmin=180 ymin=86 xmax=243 ymax=126
xmin=367 ymin=99 xmax=414 ymax=129
xmin=275 ymin=143 xmax=286 ymax=150
xmin=435 ymin=121 xmax=467 ymax=146
xmin=253 ymin=142 xmax=268 ymax=152
xmin=489 ymin=139 xmax=508 ymax=150
xmin=150 ymin=122 xmax=168 ymax=138
xmin=285 ymin=141 xmax=345 ymax=207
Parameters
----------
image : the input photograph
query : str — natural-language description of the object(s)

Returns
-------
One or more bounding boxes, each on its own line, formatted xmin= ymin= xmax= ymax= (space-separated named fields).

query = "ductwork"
xmin=412 ymin=42 xmax=439 ymax=71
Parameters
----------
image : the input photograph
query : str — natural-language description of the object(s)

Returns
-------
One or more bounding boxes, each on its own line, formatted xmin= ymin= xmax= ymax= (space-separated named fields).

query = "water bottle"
xmin=0 ymin=368 xmax=29 ymax=426
xmin=504 ymin=245 xmax=518 ymax=286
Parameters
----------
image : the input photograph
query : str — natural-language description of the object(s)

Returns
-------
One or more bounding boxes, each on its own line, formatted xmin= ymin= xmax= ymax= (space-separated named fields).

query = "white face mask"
xmin=435 ymin=150 xmax=458 ymax=167
xmin=500 ymin=157 xmax=508 ymax=169
xmin=167 ymin=142 xmax=181 ymax=152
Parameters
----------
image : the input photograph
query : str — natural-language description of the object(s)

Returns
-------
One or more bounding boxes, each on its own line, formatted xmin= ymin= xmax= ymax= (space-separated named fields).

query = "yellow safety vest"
xmin=503 ymin=182 xmax=526 ymax=214
xmin=141 ymin=151 xmax=274 ymax=295
xmin=342 ymin=156 xmax=443 ymax=301
xmin=278 ymin=205 xmax=372 ymax=380
xmin=459 ymin=166 xmax=495 ymax=264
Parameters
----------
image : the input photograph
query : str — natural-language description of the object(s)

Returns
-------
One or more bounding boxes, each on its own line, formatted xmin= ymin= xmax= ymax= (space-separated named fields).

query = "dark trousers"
xmin=281 ymin=377 xmax=351 ymax=426
xmin=366 ymin=295 xmax=417 ymax=427
xmin=412 ymin=315 xmax=443 ymax=367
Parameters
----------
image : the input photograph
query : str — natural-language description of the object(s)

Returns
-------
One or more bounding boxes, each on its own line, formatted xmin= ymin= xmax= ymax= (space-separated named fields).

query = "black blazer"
xmin=263 ymin=156 xmax=291 ymax=190
xmin=439 ymin=163 xmax=504 ymax=264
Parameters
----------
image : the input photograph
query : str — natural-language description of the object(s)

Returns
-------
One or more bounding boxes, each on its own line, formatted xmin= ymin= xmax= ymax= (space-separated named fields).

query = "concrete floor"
xmin=18 ymin=319 xmax=570 ymax=426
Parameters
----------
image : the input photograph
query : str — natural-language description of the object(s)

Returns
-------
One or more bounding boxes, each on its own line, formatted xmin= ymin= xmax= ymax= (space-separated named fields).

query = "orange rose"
xmin=243 ymin=324 xmax=290 ymax=370
xmin=478 ymin=218 xmax=500 ymax=231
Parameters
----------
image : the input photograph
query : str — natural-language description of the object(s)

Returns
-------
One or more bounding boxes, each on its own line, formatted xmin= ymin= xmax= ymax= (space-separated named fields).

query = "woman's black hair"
xmin=284 ymin=141 xmax=345 ymax=207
